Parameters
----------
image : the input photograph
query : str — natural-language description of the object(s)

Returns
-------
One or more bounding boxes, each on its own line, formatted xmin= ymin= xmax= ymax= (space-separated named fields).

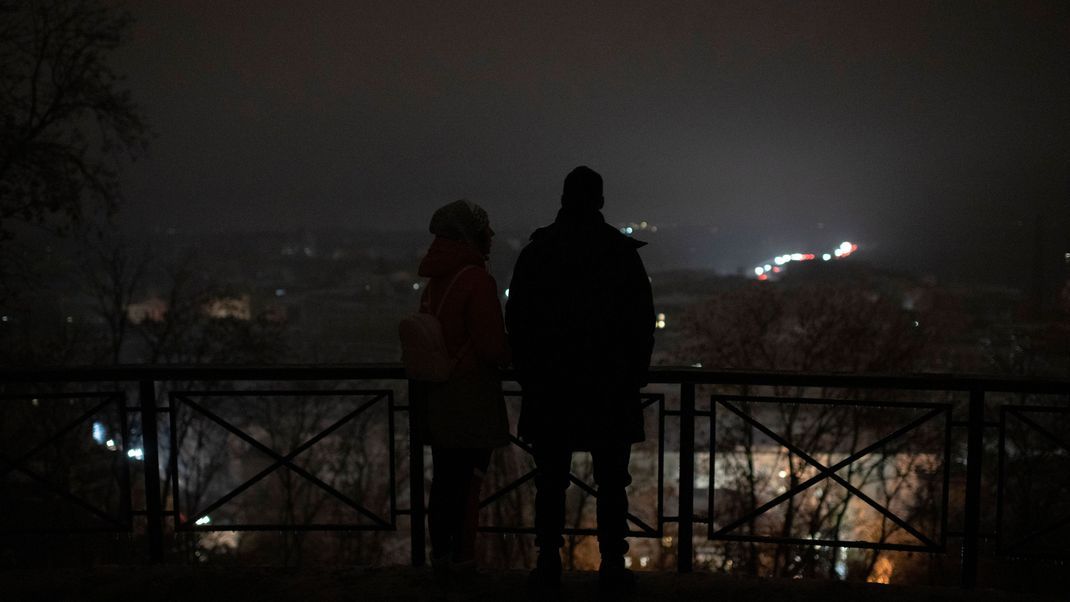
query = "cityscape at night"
xmin=1 ymin=1 xmax=1068 ymax=600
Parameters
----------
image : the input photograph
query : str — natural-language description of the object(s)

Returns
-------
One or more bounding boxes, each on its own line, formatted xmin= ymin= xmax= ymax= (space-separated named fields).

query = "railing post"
xmin=961 ymin=388 xmax=984 ymax=589
xmin=139 ymin=379 xmax=164 ymax=563
xmin=408 ymin=380 xmax=426 ymax=567
xmin=678 ymin=382 xmax=695 ymax=573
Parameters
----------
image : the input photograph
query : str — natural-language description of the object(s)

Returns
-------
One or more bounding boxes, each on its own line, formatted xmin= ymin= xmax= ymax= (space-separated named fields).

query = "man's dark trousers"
xmin=533 ymin=444 xmax=633 ymax=559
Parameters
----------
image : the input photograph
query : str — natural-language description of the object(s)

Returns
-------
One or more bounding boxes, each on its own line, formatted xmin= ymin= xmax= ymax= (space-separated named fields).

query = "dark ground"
xmin=0 ymin=566 xmax=1059 ymax=602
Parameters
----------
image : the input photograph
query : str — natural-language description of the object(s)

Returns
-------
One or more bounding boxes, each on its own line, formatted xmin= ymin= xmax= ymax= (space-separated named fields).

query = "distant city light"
xmin=195 ymin=516 xmax=211 ymax=526
xmin=753 ymin=241 xmax=860 ymax=278
xmin=626 ymin=226 xmax=633 ymax=234
xmin=412 ymin=283 xmax=420 ymax=291
xmin=778 ymin=470 xmax=788 ymax=478
xmin=92 ymin=421 xmax=106 ymax=444
xmin=504 ymin=288 xmax=509 ymax=298
xmin=127 ymin=448 xmax=144 ymax=461
xmin=105 ymin=439 xmax=117 ymax=451
xmin=835 ymin=548 xmax=848 ymax=578
xmin=275 ymin=288 xmax=286 ymax=297
xmin=655 ymin=313 xmax=667 ymax=329
xmin=835 ymin=241 xmax=858 ymax=258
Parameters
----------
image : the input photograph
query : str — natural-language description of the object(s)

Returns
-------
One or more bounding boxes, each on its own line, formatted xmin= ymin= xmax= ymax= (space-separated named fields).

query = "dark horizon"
xmin=67 ymin=217 xmax=1062 ymax=292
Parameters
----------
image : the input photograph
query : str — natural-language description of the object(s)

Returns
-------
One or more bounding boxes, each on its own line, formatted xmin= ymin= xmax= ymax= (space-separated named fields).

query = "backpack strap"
xmin=433 ymin=265 xmax=477 ymax=318
xmin=432 ymin=265 xmax=477 ymax=364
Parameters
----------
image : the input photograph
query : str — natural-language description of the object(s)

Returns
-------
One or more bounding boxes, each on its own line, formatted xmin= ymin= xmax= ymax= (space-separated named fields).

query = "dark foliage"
xmin=0 ymin=0 xmax=148 ymax=241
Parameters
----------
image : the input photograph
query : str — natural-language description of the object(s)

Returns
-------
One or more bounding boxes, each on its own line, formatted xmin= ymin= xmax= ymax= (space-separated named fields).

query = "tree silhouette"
xmin=677 ymin=279 xmax=951 ymax=582
xmin=0 ymin=0 xmax=147 ymax=242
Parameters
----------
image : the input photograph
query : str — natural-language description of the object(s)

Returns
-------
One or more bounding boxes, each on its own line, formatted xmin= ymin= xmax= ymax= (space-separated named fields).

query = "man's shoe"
xmin=431 ymin=555 xmax=451 ymax=592
xmin=526 ymin=553 xmax=562 ymax=600
xmin=526 ymin=569 xmax=561 ymax=601
xmin=598 ymin=564 xmax=636 ymax=599
xmin=451 ymin=559 xmax=480 ymax=593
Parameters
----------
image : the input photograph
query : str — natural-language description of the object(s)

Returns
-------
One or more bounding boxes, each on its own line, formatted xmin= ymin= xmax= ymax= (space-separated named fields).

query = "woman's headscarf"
xmin=428 ymin=199 xmax=490 ymax=249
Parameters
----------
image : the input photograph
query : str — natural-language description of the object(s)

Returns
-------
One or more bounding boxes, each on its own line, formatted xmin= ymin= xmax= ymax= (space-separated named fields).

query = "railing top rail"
xmin=651 ymin=367 xmax=1070 ymax=394
xmin=1 ymin=364 xmax=1067 ymax=394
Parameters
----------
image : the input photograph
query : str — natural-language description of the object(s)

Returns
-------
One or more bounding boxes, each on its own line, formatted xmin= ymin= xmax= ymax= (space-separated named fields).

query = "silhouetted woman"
xmin=417 ymin=199 xmax=509 ymax=590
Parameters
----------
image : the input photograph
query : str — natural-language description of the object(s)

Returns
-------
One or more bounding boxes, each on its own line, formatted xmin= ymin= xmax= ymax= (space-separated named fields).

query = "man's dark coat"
xmin=505 ymin=207 xmax=655 ymax=449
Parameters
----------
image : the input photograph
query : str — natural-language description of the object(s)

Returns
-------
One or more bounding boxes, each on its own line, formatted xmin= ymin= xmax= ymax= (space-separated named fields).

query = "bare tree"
xmin=168 ymin=391 xmax=394 ymax=566
xmin=132 ymin=252 xmax=287 ymax=365
xmin=79 ymin=232 xmax=150 ymax=363
xmin=0 ymin=0 xmax=148 ymax=243
xmin=679 ymin=280 xmax=949 ymax=581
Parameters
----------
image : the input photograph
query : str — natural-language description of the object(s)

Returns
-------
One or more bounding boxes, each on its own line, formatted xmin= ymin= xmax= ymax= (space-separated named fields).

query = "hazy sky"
xmin=113 ymin=0 xmax=1069 ymax=247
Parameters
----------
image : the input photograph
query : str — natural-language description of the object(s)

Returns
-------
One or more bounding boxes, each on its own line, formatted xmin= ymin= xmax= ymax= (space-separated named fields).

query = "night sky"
xmin=113 ymin=1 xmax=1069 ymax=273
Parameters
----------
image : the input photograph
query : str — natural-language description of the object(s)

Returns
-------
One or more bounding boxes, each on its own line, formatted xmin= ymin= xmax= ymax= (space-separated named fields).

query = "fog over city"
xmin=110 ymin=1 xmax=1069 ymax=285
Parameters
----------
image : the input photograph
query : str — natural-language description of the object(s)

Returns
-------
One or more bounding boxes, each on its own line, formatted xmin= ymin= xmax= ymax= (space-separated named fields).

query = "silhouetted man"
xmin=506 ymin=166 xmax=654 ymax=597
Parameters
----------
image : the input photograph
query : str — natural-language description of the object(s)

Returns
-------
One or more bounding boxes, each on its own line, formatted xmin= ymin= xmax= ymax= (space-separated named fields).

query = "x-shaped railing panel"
xmin=169 ymin=390 xmax=395 ymax=531
xmin=709 ymin=395 xmax=951 ymax=552
xmin=477 ymin=391 xmax=664 ymax=538
xmin=997 ymin=405 xmax=1070 ymax=558
xmin=0 ymin=392 xmax=130 ymax=531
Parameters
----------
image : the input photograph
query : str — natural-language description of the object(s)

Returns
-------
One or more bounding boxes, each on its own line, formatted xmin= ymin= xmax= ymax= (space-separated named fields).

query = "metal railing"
xmin=1 ymin=364 xmax=1067 ymax=588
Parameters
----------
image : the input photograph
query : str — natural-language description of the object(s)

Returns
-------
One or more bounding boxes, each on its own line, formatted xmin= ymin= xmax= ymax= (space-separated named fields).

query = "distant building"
xmin=204 ymin=294 xmax=252 ymax=320
xmin=126 ymin=297 xmax=168 ymax=324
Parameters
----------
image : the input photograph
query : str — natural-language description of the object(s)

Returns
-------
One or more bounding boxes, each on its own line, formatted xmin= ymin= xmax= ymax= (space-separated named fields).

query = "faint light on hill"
xmin=754 ymin=242 xmax=857 ymax=279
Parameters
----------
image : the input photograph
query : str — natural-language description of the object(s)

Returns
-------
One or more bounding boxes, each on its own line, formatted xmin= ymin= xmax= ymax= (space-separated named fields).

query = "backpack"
xmin=398 ymin=265 xmax=475 ymax=382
